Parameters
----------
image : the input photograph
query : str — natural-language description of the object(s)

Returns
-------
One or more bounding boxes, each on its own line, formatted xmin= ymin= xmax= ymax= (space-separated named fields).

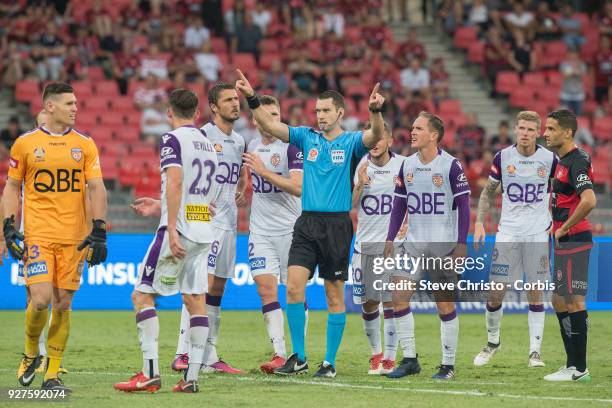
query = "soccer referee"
xmin=236 ymin=69 xmax=385 ymax=377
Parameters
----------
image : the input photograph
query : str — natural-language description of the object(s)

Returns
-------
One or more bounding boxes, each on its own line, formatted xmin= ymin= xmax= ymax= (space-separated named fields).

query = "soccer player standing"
xmin=543 ymin=109 xmax=596 ymax=382
xmin=384 ymin=112 xmax=470 ymax=380
xmin=172 ymin=83 xmax=247 ymax=374
xmin=3 ymin=82 xmax=108 ymax=392
xmin=242 ymin=95 xmax=303 ymax=373
xmin=473 ymin=111 xmax=556 ymax=368
xmin=114 ymin=89 xmax=219 ymax=393
xmin=236 ymin=69 xmax=385 ymax=378
xmin=351 ymin=123 xmax=404 ymax=375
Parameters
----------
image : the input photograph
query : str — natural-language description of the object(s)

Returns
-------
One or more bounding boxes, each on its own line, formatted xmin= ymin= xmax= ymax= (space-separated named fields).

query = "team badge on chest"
xmin=71 ymin=148 xmax=82 ymax=163
xmin=537 ymin=166 xmax=547 ymax=178
xmin=270 ymin=153 xmax=281 ymax=167
xmin=432 ymin=173 xmax=443 ymax=187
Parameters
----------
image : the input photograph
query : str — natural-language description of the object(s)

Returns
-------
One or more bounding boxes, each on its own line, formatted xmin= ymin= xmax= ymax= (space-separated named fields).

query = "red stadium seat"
xmin=537 ymin=90 xmax=560 ymax=107
xmin=100 ymin=113 xmax=125 ymax=126
xmin=84 ymin=96 xmax=110 ymax=110
xmin=233 ymin=53 xmax=257 ymax=71
xmin=71 ymin=81 xmax=94 ymax=98
xmin=259 ymin=39 xmax=279 ymax=53
xmin=453 ymin=26 xmax=478 ymax=50
xmin=522 ymin=72 xmax=546 ymax=88
xmin=438 ymin=99 xmax=462 ymax=115
xmin=77 ymin=112 xmax=99 ymax=127
xmin=210 ymin=37 xmax=228 ymax=54
xmin=94 ymin=80 xmax=120 ymax=97
xmin=15 ymin=80 xmax=40 ymax=103
xmin=593 ymin=118 xmax=612 ymax=141
xmin=111 ymin=96 xmax=135 ymax=110
xmin=495 ymin=71 xmax=520 ymax=95
xmin=468 ymin=41 xmax=485 ymax=64
xmin=546 ymin=71 xmax=562 ymax=87
xmin=510 ymin=87 xmax=536 ymax=108
xmin=88 ymin=66 xmax=105 ymax=81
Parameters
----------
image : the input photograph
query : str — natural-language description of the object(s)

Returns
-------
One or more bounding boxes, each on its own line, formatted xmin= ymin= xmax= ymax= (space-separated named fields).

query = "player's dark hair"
xmin=260 ymin=94 xmax=280 ymax=109
xmin=42 ymin=82 xmax=74 ymax=102
xmin=169 ymin=88 xmax=199 ymax=119
xmin=207 ymin=82 xmax=235 ymax=106
xmin=364 ymin=120 xmax=391 ymax=137
xmin=418 ymin=111 xmax=445 ymax=142
xmin=548 ymin=109 xmax=577 ymax=138
xmin=318 ymin=90 xmax=346 ymax=111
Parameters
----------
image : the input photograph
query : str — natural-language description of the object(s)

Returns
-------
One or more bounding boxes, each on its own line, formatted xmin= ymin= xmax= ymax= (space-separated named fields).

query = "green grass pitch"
xmin=0 ymin=310 xmax=611 ymax=407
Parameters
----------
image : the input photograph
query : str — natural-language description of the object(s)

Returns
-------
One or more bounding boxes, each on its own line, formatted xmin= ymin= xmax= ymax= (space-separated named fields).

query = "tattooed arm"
xmin=473 ymin=178 xmax=501 ymax=249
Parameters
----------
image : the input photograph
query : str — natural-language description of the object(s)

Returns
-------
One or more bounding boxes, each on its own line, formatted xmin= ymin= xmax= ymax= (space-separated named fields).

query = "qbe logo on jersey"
xmin=331 ymin=149 xmax=345 ymax=165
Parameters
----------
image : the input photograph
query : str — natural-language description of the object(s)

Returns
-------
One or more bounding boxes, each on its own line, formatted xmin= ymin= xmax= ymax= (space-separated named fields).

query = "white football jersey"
xmin=353 ymin=153 xmax=405 ymax=254
xmin=159 ymin=125 xmax=219 ymax=243
xmin=489 ymin=144 xmax=556 ymax=235
xmin=394 ymin=148 xmax=470 ymax=244
xmin=248 ymin=137 xmax=303 ymax=236
xmin=201 ymin=122 xmax=246 ymax=231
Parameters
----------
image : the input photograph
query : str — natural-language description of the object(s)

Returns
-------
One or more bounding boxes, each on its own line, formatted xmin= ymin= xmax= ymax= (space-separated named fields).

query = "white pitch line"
xmin=1 ymin=368 xmax=610 ymax=404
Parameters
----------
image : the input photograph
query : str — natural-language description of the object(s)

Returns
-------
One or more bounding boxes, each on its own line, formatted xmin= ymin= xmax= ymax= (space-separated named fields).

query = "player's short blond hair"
xmin=516 ymin=111 xmax=541 ymax=131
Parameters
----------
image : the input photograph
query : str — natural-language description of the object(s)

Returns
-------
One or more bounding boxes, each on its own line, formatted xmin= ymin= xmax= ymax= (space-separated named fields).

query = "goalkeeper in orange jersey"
xmin=2 ymin=82 xmax=108 ymax=392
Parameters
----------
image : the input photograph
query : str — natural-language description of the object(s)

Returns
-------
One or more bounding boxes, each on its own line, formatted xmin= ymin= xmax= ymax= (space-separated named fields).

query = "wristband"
xmin=247 ymin=95 xmax=261 ymax=110
xmin=369 ymin=106 xmax=383 ymax=113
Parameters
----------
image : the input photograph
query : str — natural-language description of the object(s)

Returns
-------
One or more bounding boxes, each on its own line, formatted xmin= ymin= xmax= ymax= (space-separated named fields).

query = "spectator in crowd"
xmin=184 ymin=16 xmax=210 ymax=50
xmin=508 ymin=29 xmax=536 ymax=74
xmin=533 ymin=1 xmax=560 ymax=41
xmin=575 ymin=123 xmax=596 ymax=148
xmin=430 ymin=57 xmax=450 ymax=102
xmin=140 ymin=96 xmax=171 ymax=146
xmin=467 ymin=0 xmax=489 ymax=29
xmin=400 ymin=92 xmax=429 ymax=129
xmin=232 ymin=13 xmax=263 ymax=65
xmin=289 ymin=55 xmax=318 ymax=97
xmin=321 ymin=31 xmax=345 ymax=63
xmin=88 ymin=0 xmax=113 ymax=39
xmin=489 ymin=120 xmax=512 ymax=151
xmin=0 ymin=116 xmax=23 ymax=154
xmin=195 ymin=40 xmax=222 ymax=82
xmin=474 ymin=150 xmax=494 ymax=194
xmin=317 ymin=63 xmax=343 ymax=94
xmin=371 ymin=56 xmax=400 ymax=92
xmin=361 ymin=13 xmax=387 ymax=50
xmin=202 ymin=0 xmax=224 ymax=36
xmin=134 ymin=73 xmax=167 ymax=110
xmin=557 ymin=3 xmax=585 ymax=51
xmin=503 ymin=0 xmax=534 ymax=40
xmin=168 ymin=45 xmax=198 ymax=80
xmin=262 ymin=60 xmax=290 ymax=97
xmin=456 ymin=112 xmax=486 ymax=163
xmin=395 ymin=28 xmax=427 ymax=69
xmin=251 ymin=2 xmax=272 ymax=35
xmin=400 ymin=57 xmax=430 ymax=98
xmin=140 ymin=43 xmax=169 ymax=79
xmin=484 ymin=27 xmax=512 ymax=96
xmin=62 ymin=45 xmax=87 ymax=82
xmin=225 ymin=0 xmax=246 ymax=36
xmin=37 ymin=22 xmax=65 ymax=81
xmin=337 ymin=43 xmax=366 ymax=85
xmin=320 ymin=4 xmax=344 ymax=37
xmin=2 ymin=48 xmax=29 ymax=89
xmin=593 ymin=35 xmax=612 ymax=104
xmin=112 ymin=41 xmax=141 ymax=95
xmin=287 ymin=103 xmax=305 ymax=127
xmin=601 ymin=2 xmax=612 ymax=36
xmin=559 ymin=50 xmax=587 ymax=115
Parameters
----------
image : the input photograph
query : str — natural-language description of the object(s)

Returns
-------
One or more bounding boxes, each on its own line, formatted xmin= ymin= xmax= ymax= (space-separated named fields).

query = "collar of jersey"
xmin=38 ymin=126 xmax=72 ymax=136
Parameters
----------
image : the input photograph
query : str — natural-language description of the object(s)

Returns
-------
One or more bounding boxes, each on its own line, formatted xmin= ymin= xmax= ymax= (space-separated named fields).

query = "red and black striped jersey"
xmin=552 ymin=147 xmax=593 ymax=236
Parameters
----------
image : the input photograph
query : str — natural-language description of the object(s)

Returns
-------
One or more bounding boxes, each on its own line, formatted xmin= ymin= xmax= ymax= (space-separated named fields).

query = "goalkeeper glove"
xmin=3 ymin=215 xmax=24 ymax=260
xmin=78 ymin=219 xmax=107 ymax=266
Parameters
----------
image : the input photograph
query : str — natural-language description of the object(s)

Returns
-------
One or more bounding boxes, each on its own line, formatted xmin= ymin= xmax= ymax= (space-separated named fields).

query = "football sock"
xmin=286 ymin=302 xmax=306 ymax=361
xmin=304 ymin=301 xmax=309 ymax=336
xmin=440 ymin=310 xmax=459 ymax=366
xmin=362 ymin=308 xmax=382 ymax=355
xmin=383 ymin=308 xmax=398 ymax=361
xmin=39 ymin=312 xmax=49 ymax=356
xmin=394 ymin=307 xmax=416 ymax=358
xmin=325 ymin=312 xmax=346 ymax=367
xmin=262 ymin=302 xmax=286 ymax=358
xmin=486 ymin=303 xmax=503 ymax=346
xmin=186 ymin=315 xmax=209 ymax=382
xmin=205 ymin=295 xmax=221 ymax=365
xmin=24 ymin=303 xmax=48 ymax=357
xmin=176 ymin=304 xmax=190 ymax=355
xmin=557 ymin=311 xmax=574 ymax=367
xmin=528 ymin=304 xmax=545 ymax=354
xmin=569 ymin=310 xmax=588 ymax=372
xmin=45 ymin=309 xmax=70 ymax=381
xmin=136 ymin=307 xmax=159 ymax=378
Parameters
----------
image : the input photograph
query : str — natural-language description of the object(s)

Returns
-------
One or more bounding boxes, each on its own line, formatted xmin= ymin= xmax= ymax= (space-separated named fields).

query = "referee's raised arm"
xmin=235 ymin=69 xmax=290 ymax=143
xmin=362 ymin=82 xmax=386 ymax=148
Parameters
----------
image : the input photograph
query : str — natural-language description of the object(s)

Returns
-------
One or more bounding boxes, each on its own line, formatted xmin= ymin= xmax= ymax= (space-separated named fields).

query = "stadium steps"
xmin=107 ymin=190 xmax=157 ymax=233
xmin=391 ymin=24 xmax=510 ymax=135
xmin=0 ymin=89 xmax=21 ymax=130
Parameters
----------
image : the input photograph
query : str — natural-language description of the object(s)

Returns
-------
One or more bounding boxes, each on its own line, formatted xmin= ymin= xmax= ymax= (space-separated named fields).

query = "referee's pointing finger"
xmin=370 ymin=82 xmax=380 ymax=98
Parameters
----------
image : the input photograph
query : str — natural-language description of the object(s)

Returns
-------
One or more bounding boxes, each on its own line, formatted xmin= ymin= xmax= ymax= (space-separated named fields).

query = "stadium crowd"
xmin=0 ymin=0 xmax=610 ymax=230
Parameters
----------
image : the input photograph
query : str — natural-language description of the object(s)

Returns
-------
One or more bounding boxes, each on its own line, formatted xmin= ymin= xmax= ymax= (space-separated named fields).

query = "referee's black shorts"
xmin=288 ymin=211 xmax=353 ymax=281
